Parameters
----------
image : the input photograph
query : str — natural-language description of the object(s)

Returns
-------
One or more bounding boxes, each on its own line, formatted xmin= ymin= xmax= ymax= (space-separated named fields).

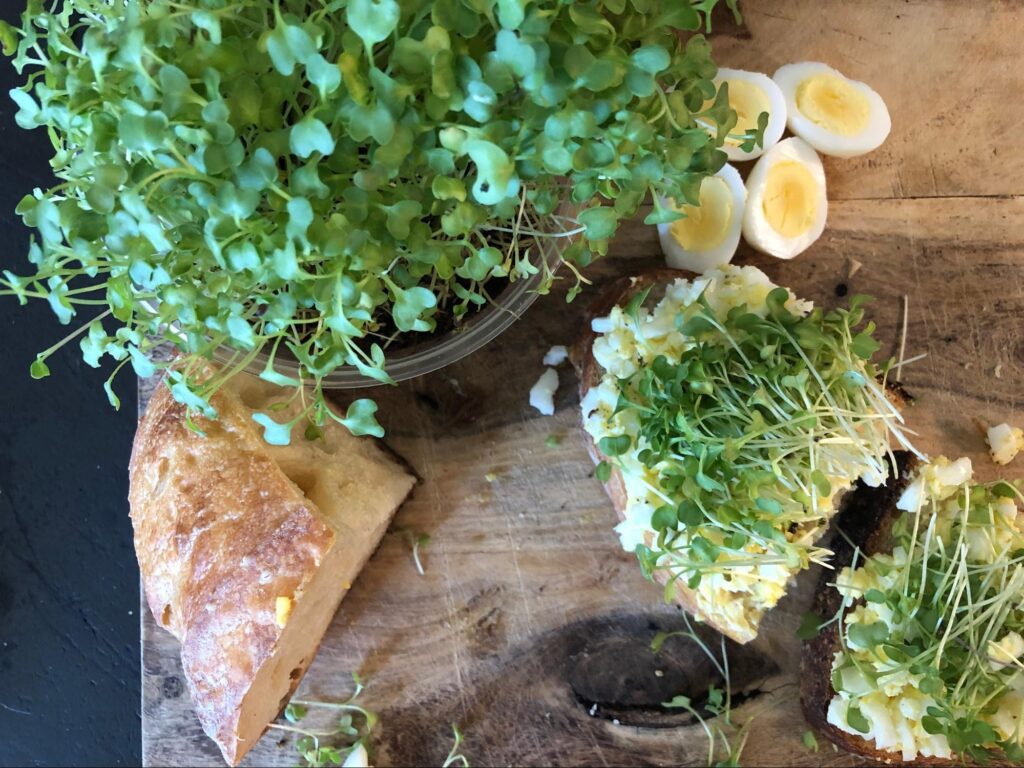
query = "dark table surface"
xmin=0 ymin=5 xmax=141 ymax=766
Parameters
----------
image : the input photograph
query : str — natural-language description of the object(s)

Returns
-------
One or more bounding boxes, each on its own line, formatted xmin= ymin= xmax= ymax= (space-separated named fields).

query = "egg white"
xmin=773 ymin=61 xmax=891 ymax=158
xmin=742 ymin=137 xmax=827 ymax=260
xmin=657 ymin=164 xmax=746 ymax=273
xmin=710 ymin=68 xmax=787 ymax=161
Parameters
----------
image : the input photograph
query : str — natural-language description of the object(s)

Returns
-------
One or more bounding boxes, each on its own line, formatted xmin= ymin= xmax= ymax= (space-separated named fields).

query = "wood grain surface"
xmin=140 ymin=2 xmax=1024 ymax=766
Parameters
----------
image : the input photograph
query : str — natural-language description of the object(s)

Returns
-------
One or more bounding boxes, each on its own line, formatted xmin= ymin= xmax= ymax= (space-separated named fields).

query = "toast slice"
xmin=574 ymin=267 xmax=911 ymax=645
xmin=802 ymin=457 xmax=1021 ymax=766
xmin=130 ymin=373 xmax=416 ymax=765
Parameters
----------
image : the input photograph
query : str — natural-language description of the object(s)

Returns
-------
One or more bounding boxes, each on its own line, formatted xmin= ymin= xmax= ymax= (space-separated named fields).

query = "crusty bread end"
xmin=130 ymin=373 xmax=416 ymax=765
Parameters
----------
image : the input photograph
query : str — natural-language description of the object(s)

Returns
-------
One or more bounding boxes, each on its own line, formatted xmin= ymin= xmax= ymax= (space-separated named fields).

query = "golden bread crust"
xmin=129 ymin=375 xmax=415 ymax=764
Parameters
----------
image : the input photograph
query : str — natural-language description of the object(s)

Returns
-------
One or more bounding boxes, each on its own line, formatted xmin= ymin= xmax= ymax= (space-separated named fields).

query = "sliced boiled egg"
xmin=703 ymin=68 xmax=787 ymax=161
xmin=773 ymin=62 xmax=891 ymax=158
xmin=658 ymin=164 xmax=746 ymax=272
xmin=742 ymin=137 xmax=827 ymax=259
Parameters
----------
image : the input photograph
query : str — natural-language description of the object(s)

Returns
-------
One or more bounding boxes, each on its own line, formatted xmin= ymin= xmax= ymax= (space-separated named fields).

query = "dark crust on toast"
xmin=800 ymin=453 xmax=1013 ymax=767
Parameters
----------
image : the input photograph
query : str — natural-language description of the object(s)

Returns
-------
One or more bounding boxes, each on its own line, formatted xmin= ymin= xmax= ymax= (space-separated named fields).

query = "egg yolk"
xmin=761 ymin=161 xmax=817 ymax=238
xmin=669 ymin=176 xmax=733 ymax=251
xmin=796 ymin=73 xmax=870 ymax=135
xmin=722 ymin=78 xmax=770 ymax=147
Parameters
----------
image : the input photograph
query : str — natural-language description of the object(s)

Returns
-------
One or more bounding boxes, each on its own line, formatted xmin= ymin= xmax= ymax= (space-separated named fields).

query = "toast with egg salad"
xmin=574 ymin=265 xmax=919 ymax=644
xmin=803 ymin=457 xmax=1024 ymax=765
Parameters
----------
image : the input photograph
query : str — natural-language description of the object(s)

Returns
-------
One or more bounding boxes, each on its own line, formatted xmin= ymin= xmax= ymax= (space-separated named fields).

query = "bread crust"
xmin=573 ymin=270 xmax=908 ymax=646
xmin=130 ymin=376 xmax=414 ymax=765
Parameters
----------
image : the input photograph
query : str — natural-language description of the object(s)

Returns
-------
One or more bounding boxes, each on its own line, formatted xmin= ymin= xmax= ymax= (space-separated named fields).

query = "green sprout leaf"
xmin=577 ymin=206 xmax=619 ymax=240
xmin=291 ymin=117 xmax=336 ymax=159
xmin=847 ymin=621 xmax=888 ymax=650
xmin=797 ymin=612 xmax=824 ymax=641
xmin=340 ymin=399 xmax=384 ymax=438
xmin=29 ymin=357 xmax=50 ymax=379
xmin=846 ymin=705 xmax=870 ymax=734
xmin=801 ymin=730 xmax=818 ymax=752
xmin=252 ymin=412 xmax=294 ymax=446
xmin=598 ymin=435 xmax=631 ymax=456
xmin=348 ymin=0 xmax=400 ymax=50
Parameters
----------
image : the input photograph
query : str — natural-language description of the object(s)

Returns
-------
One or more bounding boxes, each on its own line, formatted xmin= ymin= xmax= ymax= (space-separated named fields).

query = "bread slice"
xmin=800 ymin=454 xmax=1015 ymax=767
xmin=573 ymin=269 xmax=908 ymax=645
xmin=129 ymin=373 xmax=416 ymax=765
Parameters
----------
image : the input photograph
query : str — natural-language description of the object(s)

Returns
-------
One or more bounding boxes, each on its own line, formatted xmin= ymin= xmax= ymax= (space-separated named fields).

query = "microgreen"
xmin=396 ymin=527 xmax=431 ymax=576
xmin=796 ymin=612 xmax=825 ymax=641
xmin=590 ymin=271 xmax=917 ymax=629
xmin=657 ymin=615 xmax=757 ymax=767
xmin=441 ymin=724 xmax=470 ymax=768
xmin=271 ymin=675 xmax=377 ymax=768
xmin=0 ymin=0 xmax=755 ymax=442
xmin=801 ymin=729 xmax=819 ymax=752
xmin=830 ymin=469 xmax=1024 ymax=761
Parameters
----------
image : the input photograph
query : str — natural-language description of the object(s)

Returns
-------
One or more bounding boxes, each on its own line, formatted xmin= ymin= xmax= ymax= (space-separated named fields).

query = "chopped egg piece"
xmin=742 ymin=138 xmax=827 ymax=259
xmin=987 ymin=422 xmax=1024 ymax=465
xmin=989 ymin=631 xmax=1024 ymax=671
xmin=275 ymin=596 xmax=292 ymax=628
xmin=897 ymin=456 xmax=973 ymax=512
xmin=542 ymin=345 xmax=568 ymax=366
xmin=657 ymin=164 xmax=746 ymax=273
xmin=529 ymin=367 xmax=558 ymax=416
xmin=773 ymin=62 xmax=891 ymax=158
xmin=700 ymin=68 xmax=786 ymax=161
xmin=342 ymin=742 xmax=369 ymax=768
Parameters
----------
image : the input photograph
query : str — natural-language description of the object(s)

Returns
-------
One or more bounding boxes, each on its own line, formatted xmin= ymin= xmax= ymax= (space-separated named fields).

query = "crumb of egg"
xmin=529 ymin=367 xmax=559 ymax=416
xmin=275 ymin=596 xmax=293 ymax=628
xmin=987 ymin=422 xmax=1024 ymax=465
xmin=543 ymin=345 xmax=568 ymax=366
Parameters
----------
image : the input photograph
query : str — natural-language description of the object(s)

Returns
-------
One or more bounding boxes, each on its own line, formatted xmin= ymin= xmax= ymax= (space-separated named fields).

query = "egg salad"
xmin=828 ymin=458 xmax=1024 ymax=763
xmin=582 ymin=265 xmax=915 ymax=642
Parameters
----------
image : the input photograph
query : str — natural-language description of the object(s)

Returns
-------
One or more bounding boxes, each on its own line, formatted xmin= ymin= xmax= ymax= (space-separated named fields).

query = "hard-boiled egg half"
xmin=657 ymin=164 xmax=746 ymax=272
xmin=742 ymin=138 xmax=827 ymax=260
xmin=703 ymin=69 xmax=787 ymax=161
xmin=773 ymin=62 xmax=891 ymax=158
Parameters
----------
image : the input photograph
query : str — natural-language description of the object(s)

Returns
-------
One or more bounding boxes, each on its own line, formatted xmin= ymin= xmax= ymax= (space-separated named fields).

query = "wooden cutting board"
xmin=140 ymin=2 xmax=1024 ymax=765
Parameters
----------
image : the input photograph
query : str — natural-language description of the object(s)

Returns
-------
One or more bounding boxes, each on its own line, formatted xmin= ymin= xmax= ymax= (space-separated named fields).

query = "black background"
xmin=0 ymin=4 xmax=141 ymax=766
